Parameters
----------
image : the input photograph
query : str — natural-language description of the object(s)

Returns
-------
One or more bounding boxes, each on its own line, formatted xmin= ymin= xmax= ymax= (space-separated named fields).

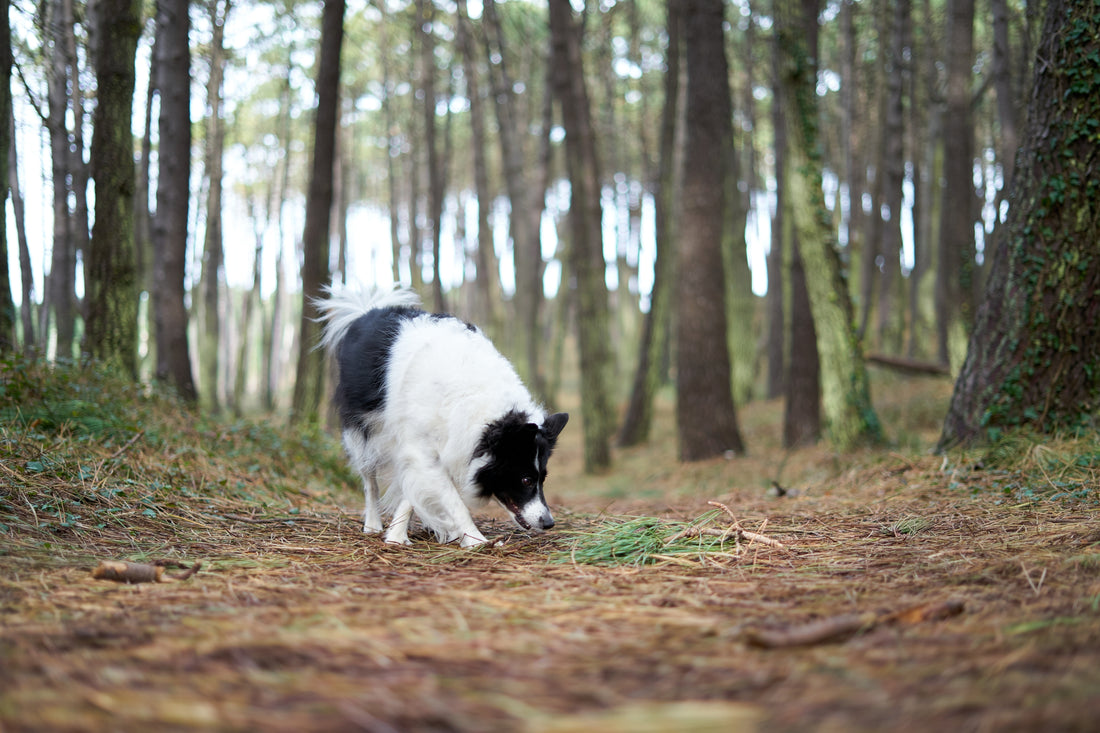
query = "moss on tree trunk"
xmin=939 ymin=0 xmax=1100 ymax=449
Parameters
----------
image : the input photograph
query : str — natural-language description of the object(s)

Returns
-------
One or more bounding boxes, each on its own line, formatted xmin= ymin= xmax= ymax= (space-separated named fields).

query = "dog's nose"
xmin=540 ymin=515 xmax=555 ymax=530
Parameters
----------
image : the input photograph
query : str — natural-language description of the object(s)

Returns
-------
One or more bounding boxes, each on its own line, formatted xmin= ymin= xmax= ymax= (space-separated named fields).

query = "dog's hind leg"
xmin=384 ymin=499 xmax=414 ymax=545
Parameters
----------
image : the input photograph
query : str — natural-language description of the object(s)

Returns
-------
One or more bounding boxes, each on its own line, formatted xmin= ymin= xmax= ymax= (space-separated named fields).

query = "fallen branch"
xmin=866 ymin=353 xmax=950 ymax=377
xmin=744 ymin=598 xmax=965 ymax=649
xmin=92 ymin=560 xmax=202 ymax=584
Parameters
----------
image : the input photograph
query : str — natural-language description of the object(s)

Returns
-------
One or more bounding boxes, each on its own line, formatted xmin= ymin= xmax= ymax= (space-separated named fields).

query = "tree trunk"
xmin=9 ymin=108 xmax=36 ymax=354
xmin=875 ymin=0 xmax=909 ymax=352
xmin=84 ymin=0 xmax=142 ymax=376
xmin=199 ymin=0 xmax=231 ymax=413
xmin=548 ymin=0 xmax=614 ymax=472
xmin=135 ymin=16 xmax=156 ymax=375
xmin=485 ymin=0 xmax=541 ymax=389
xmin=45 ymin=0 xmax=74 ymax=359
xmin=291 ymin=0 xmax=344 ymax=425
xmin=935 ymin=0 xmax=977 ymax=370
xmin=0 ymin=0 xmax=10 ymax=354
xmin=456 ymin=0 xmax=502 ymax=336
xmin=775 ymin=0 xmax=882 ymax=450
xmin=618 ymin=0 xmax=682 ymax=448
xmin=153 ymin=0 xmax=197 ymax=401
xmin=675 ymin=0 xmax=745 ymax=462
xmin=783 ymin=234 xmax=821 ymax=447
xmin=938 ymin=0 xmax=1100 ymax=449
xmin=416 ymin=0 xmax=446 ymax=313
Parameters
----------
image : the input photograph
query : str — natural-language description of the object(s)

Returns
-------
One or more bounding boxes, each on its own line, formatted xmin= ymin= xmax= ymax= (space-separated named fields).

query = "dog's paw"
xmin=459 ymin=533 xmax=489 ymax=549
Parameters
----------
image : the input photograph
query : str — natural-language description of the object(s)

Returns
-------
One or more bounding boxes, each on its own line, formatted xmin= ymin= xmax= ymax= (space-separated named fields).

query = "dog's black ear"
xmin=541 ymin=412 xmax=569 ymax=445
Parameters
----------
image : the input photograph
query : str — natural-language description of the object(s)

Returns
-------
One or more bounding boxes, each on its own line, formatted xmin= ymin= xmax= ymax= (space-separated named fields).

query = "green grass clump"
xmin=554 ymin=510 xmax=737 ymax=567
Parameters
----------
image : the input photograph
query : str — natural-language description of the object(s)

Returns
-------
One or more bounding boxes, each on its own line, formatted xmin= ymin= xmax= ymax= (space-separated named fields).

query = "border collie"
xmin=316 ymin=285 xmax=568 ymax=548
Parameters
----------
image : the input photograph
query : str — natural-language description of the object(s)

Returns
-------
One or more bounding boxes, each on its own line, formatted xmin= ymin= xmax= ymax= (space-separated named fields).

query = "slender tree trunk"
xmin=485 ymin=0 xmax=541 ymax=387
xmin=935 ymin=0 xmax=977 ymax=370
xmin=619 ymin=0 xmax=682 ymax=447
xmin=775 ymin=0 xmax=882 ymax=449
xmin=548 ymin=0 xmax=614 ymax=472
xmin=456 ymin=0 xmax=502 ymax=336
xmin=45 ymin=0 xmax=74 ymax=359
xmin=200 ymin=0 xmax=231 ymax=413
xmin=135 ymin=17 xmax=156 ymax=375
xmin=85 ymin=0 xmax=142 ymax=375
xmin=783 ymin=234 xmax=820 ymax=447
xmin=416 ymin=0 xmax=446 ymax=312
xmin=63 ymin=0 xmax=89 ymax=321
xmin=939 ymin=0 xmax=1100 ymax=449
xmin=0 ymin=0 xmax=11 ymax=354
xmin=875 ymin=0 xmax=909 ymax=352
xmin=153 ymin=0 xmax=197 ymax=401
xmin=291 ymin=0 xmax=345 ymax=425
xmin=9 ymin=108 xmax=35 ymax=353
xmin=675 ymin=0 xmax=745 ymax=461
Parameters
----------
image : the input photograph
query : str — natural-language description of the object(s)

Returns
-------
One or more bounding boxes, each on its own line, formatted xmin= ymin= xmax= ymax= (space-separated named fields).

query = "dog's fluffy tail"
xmin=314 ymin=283 xmax=421 ymax=354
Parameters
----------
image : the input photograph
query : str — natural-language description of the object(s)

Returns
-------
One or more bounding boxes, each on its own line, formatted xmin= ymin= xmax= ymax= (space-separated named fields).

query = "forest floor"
xmin=2 ymin=360 xmax=1100 ymax=732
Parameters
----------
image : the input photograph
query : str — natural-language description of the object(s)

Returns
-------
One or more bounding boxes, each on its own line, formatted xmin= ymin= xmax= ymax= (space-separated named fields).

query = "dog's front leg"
xmin=384 ymin=499 xmax=414 ymax=545
xmin=397 ymin=461 xmax=488 ymax=547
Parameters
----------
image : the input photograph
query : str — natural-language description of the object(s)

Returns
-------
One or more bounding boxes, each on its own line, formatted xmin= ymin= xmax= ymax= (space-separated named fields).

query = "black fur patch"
xmin=334 ymin=306 xmax=422 ymax=428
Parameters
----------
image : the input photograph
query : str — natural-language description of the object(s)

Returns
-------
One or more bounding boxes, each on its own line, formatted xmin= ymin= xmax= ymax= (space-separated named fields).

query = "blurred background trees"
xmin=3 ymin=0 xmax=1084 ymax=466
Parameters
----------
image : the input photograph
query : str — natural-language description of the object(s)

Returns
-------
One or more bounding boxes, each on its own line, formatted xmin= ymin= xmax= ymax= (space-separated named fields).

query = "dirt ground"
xmin=2 ymin=372 xmax=1100 ymax=732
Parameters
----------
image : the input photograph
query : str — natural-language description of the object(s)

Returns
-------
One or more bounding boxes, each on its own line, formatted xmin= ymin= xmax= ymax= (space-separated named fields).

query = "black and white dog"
xmin=316 ymin=285 xmax=568 ymax=548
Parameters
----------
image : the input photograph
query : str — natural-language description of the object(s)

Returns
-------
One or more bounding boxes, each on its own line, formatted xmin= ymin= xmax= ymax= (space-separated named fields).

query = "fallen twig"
xmin=744 ymin=598 xmax=965 ymax=648
xmin=92 ymin=560 xmax=202 ymax=584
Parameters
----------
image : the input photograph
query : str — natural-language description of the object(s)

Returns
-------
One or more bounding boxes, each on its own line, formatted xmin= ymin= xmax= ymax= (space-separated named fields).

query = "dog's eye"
xmin=521 ymin=476 xmax=535 ymax=488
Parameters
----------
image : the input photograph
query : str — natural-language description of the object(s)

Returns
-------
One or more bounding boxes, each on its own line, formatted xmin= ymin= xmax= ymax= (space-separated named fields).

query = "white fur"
xmin=321 ymin=284 xmax=548 ymax=547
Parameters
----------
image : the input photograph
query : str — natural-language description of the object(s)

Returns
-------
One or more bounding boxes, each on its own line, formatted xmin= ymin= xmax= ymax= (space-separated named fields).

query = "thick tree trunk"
xmin=291 ymin=0 xmax=344 ymax=425
xmin=775 ymin=0 xmax=882 ymax=450
xmin=938 ymin=0 xmax=1100 ymax=449
xmin=675 ymin=0 xmax=745 ymax=462
xmin=84 ymin=0 xmax=142 ymax=376
xmin=153 ymin=0 xmax=197 ymax=401
xmin=548 ymin=0 xmax=614 ymax=472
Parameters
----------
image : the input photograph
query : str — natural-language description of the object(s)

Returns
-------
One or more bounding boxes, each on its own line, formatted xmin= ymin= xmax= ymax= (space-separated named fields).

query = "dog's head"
xmin=474 ymin=411 xmax=569 ymax=532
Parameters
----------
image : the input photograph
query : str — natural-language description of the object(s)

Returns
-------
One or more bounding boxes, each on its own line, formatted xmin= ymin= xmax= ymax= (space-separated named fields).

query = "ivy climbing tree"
xmin=938 ymin=0 xmax=1100 ymax=449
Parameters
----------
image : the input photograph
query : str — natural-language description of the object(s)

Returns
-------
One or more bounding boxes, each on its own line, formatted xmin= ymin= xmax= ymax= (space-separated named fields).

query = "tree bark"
xmin=548 ymin=0 xmax=614 ymax=472
xmin=84 ymin=0 xmax=142 ymax=376
xmin=152 ymin=0 xmax=197 ymax=401
xmin=938 ymin=0 xmax=1100 ymax=449
xmin=783 ymin=235 xmax=821 ymax=447
xmin=291 ymin=0 xmax=345 ymax=425
xmin=775 ymin=0 xmax=882 ymax=450
xmin=675 ymin=0 xmax=745 ymax=461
